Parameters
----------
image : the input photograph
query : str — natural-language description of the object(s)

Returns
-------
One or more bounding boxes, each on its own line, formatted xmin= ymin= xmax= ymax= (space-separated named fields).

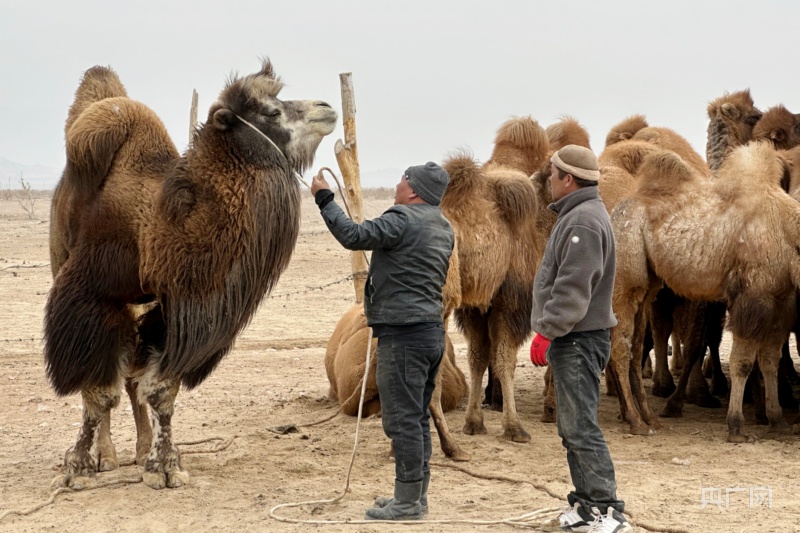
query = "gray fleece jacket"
xmin=530 ymin=186 xmax=617 ymax=340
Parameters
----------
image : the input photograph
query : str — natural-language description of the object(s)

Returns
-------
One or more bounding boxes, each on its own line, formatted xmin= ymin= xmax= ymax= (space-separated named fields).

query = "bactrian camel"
xmin=440 ymin=116 xmax=550 ymax=443
xmin=45 ymin=60 xmax=337 ymax=489
xmin=611 ymin=141 xmax=800 ymax=441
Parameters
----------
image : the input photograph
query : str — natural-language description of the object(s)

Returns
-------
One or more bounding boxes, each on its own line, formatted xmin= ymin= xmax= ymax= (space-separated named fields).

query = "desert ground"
xmin=1 ymin=192 xmax=800 ymax=533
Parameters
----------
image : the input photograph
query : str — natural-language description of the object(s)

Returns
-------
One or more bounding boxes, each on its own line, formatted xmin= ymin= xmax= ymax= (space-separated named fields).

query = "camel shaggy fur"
xmin=752 ymin=104 xmax=800 ymax=151
xmin=324 ymin=303 xmax=469 ymax=461
xmin=611 ymin=142 xmax=800 ymax=440
xmin=45 ymin=61 xmax=336 ymax=489
xmin=705 ymin=90 xmax=762 ymax=171
xmin=440 ymin=116 xmax=550 ymax=443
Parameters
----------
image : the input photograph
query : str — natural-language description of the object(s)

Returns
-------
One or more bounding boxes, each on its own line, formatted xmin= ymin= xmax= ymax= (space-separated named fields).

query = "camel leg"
xmin=727 ymin=338 xmax=759 ymax=443
xmin=461 ymin=309 xmax=491 ymax=436
xmin=138 ymin=368 xmax=188 ymax=489
xmin=641 ymin=324 xmax=654 ymax=379
xmin=704 ymin=302 xmax=728 ymax=397
xmin=685 ymin=356 xmax=721 ymax=408
xmin=669 ymin=334 xmax=684 ymax=376
xmin=650 ymin=291 xmax=676 ymax=398
xmin=52 ymin=386 xmax=120 ymax=489
xmin=609 ymin=323 xmax=653 ymax=435
xmin=482 ymin=366 xmax=503 ymax=411
xmin=489 ymin=315 xmax=530 ymax=443
xmin=430 ymin=372 xmax=469 ymax=461
xmin=125 ymin=378 xmax=152 ymax=465
xmin=778 ymin=345 xmax=799 ymax=411
xmin=629 ymin=308 xmax=659 ymax=429
xmin=604 ymin=371 xmax=618 ymax=397
xmin=662 ymin=308 xmax=710 ymax=417
xmin=541 ymin=366 xmax=557 ymax=423
xmin=759 ymin=346 xmax=792 ymax=435
xmin=96 ymin=411 xmax=118 ymax=472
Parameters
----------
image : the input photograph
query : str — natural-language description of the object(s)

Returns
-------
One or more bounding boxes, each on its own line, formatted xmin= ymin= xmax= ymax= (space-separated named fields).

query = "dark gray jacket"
xmin=320 ymin=199 xmax=454 ymax=326
xmin=530 ymin=186 xmax=617 ymax=340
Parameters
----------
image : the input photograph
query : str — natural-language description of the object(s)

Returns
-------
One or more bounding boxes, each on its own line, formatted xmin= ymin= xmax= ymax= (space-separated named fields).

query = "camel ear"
xmin=620 ymin=132 xmax=633 ymax=141
xmin=212 ymin=108 xmax=236 ymax=130
xmin=721 ymin=103 xmax=740 ymax=120
xmin=771 ymin=129 xmax=786 ymax=143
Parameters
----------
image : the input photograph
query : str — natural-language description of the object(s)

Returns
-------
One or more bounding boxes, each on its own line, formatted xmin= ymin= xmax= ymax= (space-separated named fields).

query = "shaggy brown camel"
xmin=45 ymin=61 xmax=336 ymax=489
xmin=324 ymin=303 xmax=469 ymax=461
xmin=440 ymin=116 xmax=550 ymax=443
xmin=611 ymin=142 xmax=800 ymax=441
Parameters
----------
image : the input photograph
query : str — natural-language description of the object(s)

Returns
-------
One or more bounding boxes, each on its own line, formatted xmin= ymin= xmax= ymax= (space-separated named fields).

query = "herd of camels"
xmin=46 ymin=60 xmax=800 ymax=489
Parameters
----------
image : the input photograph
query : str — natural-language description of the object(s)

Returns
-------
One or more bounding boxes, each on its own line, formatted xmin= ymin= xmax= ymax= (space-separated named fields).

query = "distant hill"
xmin=0 ymin=157 xmax=60 ymax=190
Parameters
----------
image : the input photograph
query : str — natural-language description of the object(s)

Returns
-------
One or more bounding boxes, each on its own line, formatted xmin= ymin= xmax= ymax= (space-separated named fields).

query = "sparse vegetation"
xmin=13 ymin=178 xmax=39 ymax=219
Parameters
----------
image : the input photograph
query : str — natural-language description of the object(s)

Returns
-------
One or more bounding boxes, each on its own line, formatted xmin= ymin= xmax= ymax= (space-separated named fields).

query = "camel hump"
xmin=64 ymin=97 xmax=142 ymax=199
xmin=441 ymin=153 xmax=483 ymax=196
xmin=718 ymin=141 xmax=786 ymax=189
xmin=600 ymin=140 xmax=661 ymax=177
xmin=487 ymin=116 xmax=549 ymax=175
xmin=605 ymin=114 xmax=649 ymax=147
xmin=65 ymin=66 xmax=127 ymax=137
xmin=547 ymin=116 xmax=591 ymax=151
xmin=635 ymin=149 xmax=695 ymax=199
xmin=487 ymin=173 xmax=537 ymax=226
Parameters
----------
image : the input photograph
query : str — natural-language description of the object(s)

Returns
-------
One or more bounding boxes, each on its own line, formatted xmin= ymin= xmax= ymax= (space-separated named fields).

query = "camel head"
xmin=706 ymin=90 xmax=762 ymax=170
xmin=205 ymin=59 xmax=337 ymax=173
xmin=752 ymin=105 xmax=800 ymax=151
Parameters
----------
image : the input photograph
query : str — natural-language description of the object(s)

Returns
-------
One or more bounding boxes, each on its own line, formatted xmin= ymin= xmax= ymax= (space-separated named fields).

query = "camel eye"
xmin=263 ymin=109 xmax=281 ymax=118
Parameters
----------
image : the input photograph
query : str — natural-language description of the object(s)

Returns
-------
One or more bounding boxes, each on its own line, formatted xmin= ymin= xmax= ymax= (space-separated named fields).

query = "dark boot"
xmin=365 ymin=479 xmax=423 ymax=520
xmin=374 ymin=472 xmax=430 ymax=517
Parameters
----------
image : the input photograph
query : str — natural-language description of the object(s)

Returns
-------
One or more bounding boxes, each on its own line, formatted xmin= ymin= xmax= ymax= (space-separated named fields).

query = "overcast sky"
xmin=2 ymin=1 xmax=799 ymax=188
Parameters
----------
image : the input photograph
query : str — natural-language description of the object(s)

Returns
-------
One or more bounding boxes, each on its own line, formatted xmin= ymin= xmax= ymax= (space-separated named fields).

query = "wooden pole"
xmin=189 ymin=89 xmax=198 ymax=145
xmin=334 ymin=72 xmax=368 ymax=303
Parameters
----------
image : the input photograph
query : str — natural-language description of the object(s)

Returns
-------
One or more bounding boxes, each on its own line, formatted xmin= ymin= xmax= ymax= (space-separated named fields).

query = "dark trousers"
xmin=548 ymin=329 xmax=625 ymax=514
xmin=375 ymin=325 xmax=445 ymax=483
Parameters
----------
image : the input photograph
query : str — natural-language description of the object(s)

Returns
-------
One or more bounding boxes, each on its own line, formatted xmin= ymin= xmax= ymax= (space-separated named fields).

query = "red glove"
xmin=530 ymin=333 xmax=551 ymax=367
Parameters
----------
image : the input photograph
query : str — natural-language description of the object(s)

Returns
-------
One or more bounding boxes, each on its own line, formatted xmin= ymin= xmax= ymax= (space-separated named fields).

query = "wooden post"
xmin=189 ymin=89 xmax=198 ymax=145
xmin=334 ymin=72 xmax=369 ymax=303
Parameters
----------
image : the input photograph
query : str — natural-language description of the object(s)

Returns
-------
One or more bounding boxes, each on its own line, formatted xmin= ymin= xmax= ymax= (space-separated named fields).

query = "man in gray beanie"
xmin=530 ymin=145 xmax=632 ymax=533
xmin=311 ymin=162 xmax=454 ymax=521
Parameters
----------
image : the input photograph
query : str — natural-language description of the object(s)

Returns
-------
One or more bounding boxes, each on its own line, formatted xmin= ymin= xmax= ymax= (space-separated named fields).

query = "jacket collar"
xmin=548 ymin=186 xmax=601 ymax=216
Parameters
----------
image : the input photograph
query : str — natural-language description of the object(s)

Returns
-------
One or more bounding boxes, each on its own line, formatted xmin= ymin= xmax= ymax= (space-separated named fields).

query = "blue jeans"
xmin=376 ymin=325 xmax=445 ymax=483
xmin=548 ymin=329 xmax=625 ymax=514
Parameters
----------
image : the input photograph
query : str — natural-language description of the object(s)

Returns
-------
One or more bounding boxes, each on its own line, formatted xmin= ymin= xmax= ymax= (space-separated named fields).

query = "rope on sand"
xmin=0 ymin=438 xmax=235 ymax=523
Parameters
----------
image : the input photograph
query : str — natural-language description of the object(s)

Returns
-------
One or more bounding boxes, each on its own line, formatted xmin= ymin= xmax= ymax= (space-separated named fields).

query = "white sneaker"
xmin=586 ymin=507 xmax=632 ymax=533
xmin=541 ymin=503 xmax=596 ymax=532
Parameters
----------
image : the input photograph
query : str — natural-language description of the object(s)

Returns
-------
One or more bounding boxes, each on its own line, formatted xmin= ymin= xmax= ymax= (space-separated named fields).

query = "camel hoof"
xmin=98 ymin=457 xmax=119 ymax=472
xmin=446 ymin=449 xmax=471 ymax=462
xmin=502 ymin=426 xmax=531 ymax=443
xmin=462 ymin=420 xmax=487 ymax=436
xmin=143 ymin=469 xmax=187 ymax=490
xmin=651 ymin=382 xmax=677 ymax=398
xmin=767 ymin=421 xmax=792 ymax=435
xmin=727 ymin=433 xmax=755 ymax=444
xmin=51 ymin=473 xmax=96 ymax=490
xmin=629 ymin=424 xmax=655 ymax=436
xmin=793 ymin=423 xmax=800 ymax=435
xmin=686 ymin=393 xmax=722 ymax=409
xmin=660 ymin=401 xmax=684 ymax=418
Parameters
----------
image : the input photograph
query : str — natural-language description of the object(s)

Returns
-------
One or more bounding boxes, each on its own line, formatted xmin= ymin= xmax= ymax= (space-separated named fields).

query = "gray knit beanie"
xmin=404 ymin=162 xmax=450 ymax=205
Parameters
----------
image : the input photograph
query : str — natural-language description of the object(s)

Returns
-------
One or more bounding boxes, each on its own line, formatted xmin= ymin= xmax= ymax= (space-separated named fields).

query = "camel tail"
xmin=65 ymin=66 xmax=128 ymax=136
xmin=44 ymin=266 xmax=129 ymax=396
xmin=605 ymin=115 xmax=649 ymax=148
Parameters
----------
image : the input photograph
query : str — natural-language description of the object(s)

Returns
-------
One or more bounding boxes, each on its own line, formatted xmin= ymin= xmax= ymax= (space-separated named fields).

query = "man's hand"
xmin=530 ymin=333 xmax=551 ymax=367
xmin=311 ymin=174 xmax=331 ymax=196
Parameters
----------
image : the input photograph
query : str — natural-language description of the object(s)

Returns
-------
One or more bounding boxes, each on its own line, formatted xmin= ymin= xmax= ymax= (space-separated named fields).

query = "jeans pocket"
xmin=403 ymin=346 xmax=430 ymax=386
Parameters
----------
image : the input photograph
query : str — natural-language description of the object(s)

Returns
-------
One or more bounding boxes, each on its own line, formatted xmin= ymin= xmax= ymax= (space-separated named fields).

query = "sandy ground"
xmin=1 ymin=194 xmax=800 ymax=533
